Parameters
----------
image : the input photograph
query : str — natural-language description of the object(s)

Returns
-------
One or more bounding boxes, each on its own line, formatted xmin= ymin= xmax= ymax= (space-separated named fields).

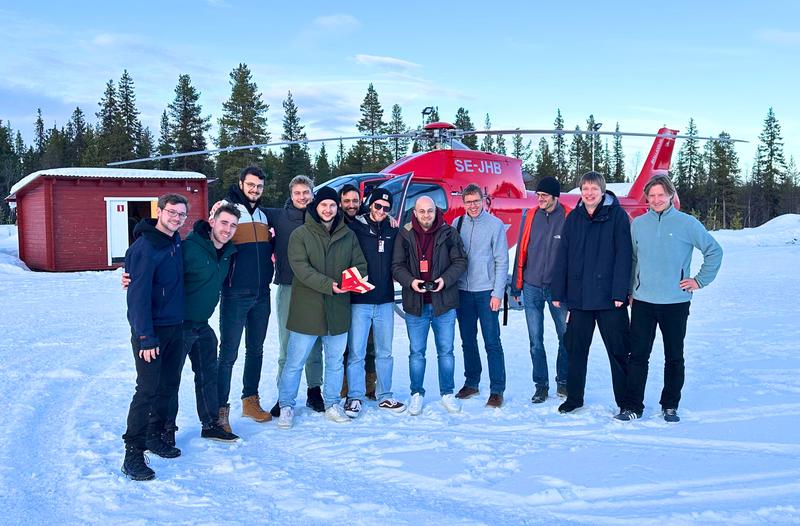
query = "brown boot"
xmin=218 ymin=404 xmax=232 ymax=433
xmin=486 ymin=393 xmax=504 ymax=408
xmin=365 ymin=372 xmax=377 ymax=401
xmin=242 ymin=395 xmax=272 ymax=422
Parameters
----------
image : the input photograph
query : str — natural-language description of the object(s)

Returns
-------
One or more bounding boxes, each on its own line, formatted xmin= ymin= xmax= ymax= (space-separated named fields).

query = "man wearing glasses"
xmin=453 ymin=185 xmax=509 ymax=408
xmin=510 ymin=177 xmax=571 ymax=404
xmin=122 ymin=193 xmax=189 ymax=481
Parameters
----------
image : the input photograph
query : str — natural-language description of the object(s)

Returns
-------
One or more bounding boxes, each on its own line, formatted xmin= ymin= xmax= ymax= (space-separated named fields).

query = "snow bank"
xmin=713 ymin=214 xmax=800 ymax=248
xmin=0 ymin=225 xmax=27 ymax=272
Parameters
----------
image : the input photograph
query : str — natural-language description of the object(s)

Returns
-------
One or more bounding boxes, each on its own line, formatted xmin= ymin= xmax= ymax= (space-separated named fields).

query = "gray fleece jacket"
xmin=456 ymin=209 xmax=509 ymax=298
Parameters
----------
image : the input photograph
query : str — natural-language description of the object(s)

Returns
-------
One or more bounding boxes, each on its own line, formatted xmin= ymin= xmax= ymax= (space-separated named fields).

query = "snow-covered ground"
xmin=1 ymin=217 xmax=799 ymax=525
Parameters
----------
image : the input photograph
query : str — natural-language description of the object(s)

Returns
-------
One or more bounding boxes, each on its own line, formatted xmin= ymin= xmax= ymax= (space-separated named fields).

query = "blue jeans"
xmin=217 ymin=289 xmax=270 ymax=406
xmin=278 ymin=331 xmax=347 ymax=409
xmin=523 ymin=282 xmax=568 ymax=390
xmin=456 ymin=290 xmax=506 ymax=394
xmin=348 ymin=303 xmax=395 ymax=401
xmin=405 ymin=304 xmax=456 ymax=397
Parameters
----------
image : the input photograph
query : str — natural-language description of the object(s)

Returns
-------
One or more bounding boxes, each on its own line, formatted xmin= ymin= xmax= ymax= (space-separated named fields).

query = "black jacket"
xmin=125 ymin=219 xmax=184 ymax=350
xmin=392 ymin=210 xmax=467 ymax=317
xmin=348 ymin=214 xmax=398 ymax=305
xmin=223 ymin=185 xmax=274 ymax=294
xmin=265 ymin=199 xmax=306 ymax=286
xmin=551 ymin=191 xmax=632 ymax=311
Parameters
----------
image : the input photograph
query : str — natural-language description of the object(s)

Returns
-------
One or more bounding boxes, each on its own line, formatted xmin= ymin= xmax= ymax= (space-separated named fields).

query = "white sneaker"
xmin=378 ymin=398 xmax=407 ymax=414
xmin=277 ymin=406 xmax=294 ymax=429
xmin=441 ymin=394 xmax=461 ymax=413
xmin=344 ymin=398 xmax=362 ymax=418
xmin=409 ymin=393 xmax=423 ymax=416
xmin=325 ymin=404 xmax=350 ymax=423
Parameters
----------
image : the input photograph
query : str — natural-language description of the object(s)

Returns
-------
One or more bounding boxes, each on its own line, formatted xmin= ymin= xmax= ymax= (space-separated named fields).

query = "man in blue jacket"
xmin=552 ymin=171 xmax=632 ymax=414
xmin=122 ymin=193 xmax=188 ymax=481
xmin=616 ymin=175 xmax=722 ymax=422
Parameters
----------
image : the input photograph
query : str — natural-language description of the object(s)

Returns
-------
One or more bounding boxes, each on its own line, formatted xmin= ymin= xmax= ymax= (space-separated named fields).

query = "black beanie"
xmin=367 ymin=189 xmax=393 ymax=208
xmin=535 ymin=176 xmax=561 ymax=197
xmin=313 ymin=186 xmax=339 ymax=209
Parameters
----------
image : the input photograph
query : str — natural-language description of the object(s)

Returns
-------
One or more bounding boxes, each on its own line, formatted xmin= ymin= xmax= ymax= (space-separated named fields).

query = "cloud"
xmin=756 ymin=28 xmax=800 ymax=46
xmin=312 ymin=14 xmax=360 ymax=32
xmin=354 ymin=54 xmax=421 ymax=71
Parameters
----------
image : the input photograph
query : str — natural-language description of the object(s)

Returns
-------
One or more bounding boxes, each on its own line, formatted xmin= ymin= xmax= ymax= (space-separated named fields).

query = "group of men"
xmin=121 ymin=166 xmax=722 ymax=482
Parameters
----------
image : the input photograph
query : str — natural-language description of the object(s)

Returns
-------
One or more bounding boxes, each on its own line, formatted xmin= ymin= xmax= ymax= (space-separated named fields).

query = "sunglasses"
xmin=372 ymin=202 xmax=390 ymax=211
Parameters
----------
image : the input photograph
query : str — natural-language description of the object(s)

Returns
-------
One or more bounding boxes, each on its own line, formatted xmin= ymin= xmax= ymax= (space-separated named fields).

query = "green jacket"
xmin=183 ymin=220 xmax=237 ymax=323
xmin=287 ymin=212 xmax=367 ymax=336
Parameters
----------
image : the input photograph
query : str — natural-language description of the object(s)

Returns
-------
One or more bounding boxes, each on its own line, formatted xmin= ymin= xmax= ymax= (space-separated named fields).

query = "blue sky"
xmin=1 ymin=1 xmax=798 ymax=177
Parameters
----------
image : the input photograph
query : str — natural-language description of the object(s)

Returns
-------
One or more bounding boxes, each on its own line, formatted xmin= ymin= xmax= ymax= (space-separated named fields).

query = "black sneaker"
xmin=201 ymin=423 xmax=240 ymax=442
xmin=556 ymin=384 xmax=568 ymax=398
xmin=663 ymin=408 xmax=680 ymax=423
xmin=121 ymin=444 xmax=155 ymax=481
xmin=344 ymin=398 xmax=362 ymax=418
xmin=306 ymin=386 xmax=325 ymax=413
xmin=269 ymin=400 xmax=281 ymax=418
xmin=145 ymin=435 xmax=182 ymax=458
xmin=558 ymin=402 xmax=582 ymax=414
xmin=614 ymin=409 xmax=642 ymax=421
xmin=531 ymin=386 xmax=548 ymax=404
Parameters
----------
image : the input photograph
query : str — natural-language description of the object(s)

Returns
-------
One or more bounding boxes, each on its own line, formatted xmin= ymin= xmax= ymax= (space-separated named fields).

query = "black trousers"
xmin=564 ymin=307 xmax=630 ymax=408
xmin=623 ymin=300 xmax=690 ymax=412
xmin=123 ymin=324 xmax=183 ymax=447
xmin=164 ymin=322 xmax=221 ymax=432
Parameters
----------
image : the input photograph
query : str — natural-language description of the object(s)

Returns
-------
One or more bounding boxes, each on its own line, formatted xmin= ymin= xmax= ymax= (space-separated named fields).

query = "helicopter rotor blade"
xmin=460 ymin=129 xmax=747 ymax=143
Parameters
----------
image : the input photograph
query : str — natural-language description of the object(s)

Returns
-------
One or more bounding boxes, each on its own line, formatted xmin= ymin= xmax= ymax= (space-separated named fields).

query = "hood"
xmin=226 ymin=184 xmax=259 ymax=213
xmin=411 ymin=208 xmax=444 ymax=235
xmin=132 ymin=218 xmax=175 ymax=248
xmin=577 ymin=190 xmax=620 ymax=222
xmin=307 ymin=204 xmax=342 ymax=233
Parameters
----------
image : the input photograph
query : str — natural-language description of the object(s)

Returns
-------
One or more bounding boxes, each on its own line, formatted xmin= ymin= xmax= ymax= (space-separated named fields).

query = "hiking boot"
xmin=558 ymin=401 xmax=582 ymax=414
xmin=486 ymin=393 xmax=504 ymax=408
xmin=325 ymin=404 xmax=350 ymax=423
xmin=531 ymin=386 xmax=548 ymax=404
xmin=145 ymin=435 xmax=181 ymax=459
xmin=277 ymin=406 xmax=294 ymax=429
xmin=614 ymin=409 xmax=642 ymax=421
xmin=242 ymin=395 xmax=272 ymax=422
xmin=441 ymin=394 xmax=461 ymax=414
xmin=218 ymin=404 xmax=232 ymax=433
xmin=269 ymin=400 xmax=281 ymax=418
xmin=378 ymin=398 xmax=406 ymax=413
xmin=663 ymin=408 xmax=680 ymax=423
xmin=556 ymin=384 xmax=568 ymax=398
xmin=344 ymin=398 xmax=362 ymax=418
xmin=161 ymin=427 xmax=176 ymax=447
xmin=455 ymin=385 xmax=479 ymax=399
xmin=365 ymin=372 xmax=378 ymax=401
xmin=409 ymin=393 xmax=424 ymax=416
xmin=121 ymin=444 xmax=155 ymax=481
xmin=201 ymin=423 xmax=239 ymax=442
xmin=306 ymin=386 xmax=325 ymax=413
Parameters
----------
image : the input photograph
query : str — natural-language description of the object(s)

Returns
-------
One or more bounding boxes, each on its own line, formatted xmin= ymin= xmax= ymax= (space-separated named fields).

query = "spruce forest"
xmin=1 ymin=65 xmax=797 ymax=229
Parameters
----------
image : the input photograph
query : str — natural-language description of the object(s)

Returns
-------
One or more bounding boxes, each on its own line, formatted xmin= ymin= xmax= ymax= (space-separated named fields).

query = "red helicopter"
xmin=110 ymin=121 xmax=737 ymax=248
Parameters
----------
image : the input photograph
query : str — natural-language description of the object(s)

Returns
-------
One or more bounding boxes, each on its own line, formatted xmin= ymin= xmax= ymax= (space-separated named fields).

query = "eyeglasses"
xmin=372 ymin=202 xmax=390 ymax=211
xmin=463 ymin=199 xmax=482 ymax=207
xmin=162 ymin=208 xmax=188 ymax=220
xmin=244 ymin=182 xmax=264 ymax=190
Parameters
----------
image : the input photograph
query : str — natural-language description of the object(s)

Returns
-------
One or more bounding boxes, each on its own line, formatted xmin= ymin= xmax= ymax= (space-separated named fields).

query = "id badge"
xmin=419 ymin=258 xmax=429 ymax=273
xmin=378 ymin=239 xmax=385 ymax=253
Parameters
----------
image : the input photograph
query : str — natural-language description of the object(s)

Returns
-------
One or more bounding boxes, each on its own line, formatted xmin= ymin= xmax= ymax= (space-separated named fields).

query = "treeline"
xmin=1 ymin=64 xmax=797 ymax=228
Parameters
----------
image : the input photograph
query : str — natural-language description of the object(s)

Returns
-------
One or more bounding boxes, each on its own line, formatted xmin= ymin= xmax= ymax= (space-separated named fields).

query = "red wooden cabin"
xmin=5 ymin=168 xmax=207 ymax=271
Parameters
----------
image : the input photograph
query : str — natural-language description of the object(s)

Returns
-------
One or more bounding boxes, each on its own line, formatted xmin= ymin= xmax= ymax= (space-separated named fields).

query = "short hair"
xmin=158 ymin=193 xmax=189 ymax=210
xmin=579 ymin=171 xmax=606 ymax=194
xmin=213 ymin=202 xmax=241 ymax=220
xmin=644 ymin=175 xmax=676 ymax=198
xmin=461 ymin=184 xmax=483 ymax=200
xmin=339 ymin=184 xmax=360 ymax=200
xmin=289 ymin=175 xmax=314 ymax=192
xmin=239 ymin=166 xmax=265 ymax=182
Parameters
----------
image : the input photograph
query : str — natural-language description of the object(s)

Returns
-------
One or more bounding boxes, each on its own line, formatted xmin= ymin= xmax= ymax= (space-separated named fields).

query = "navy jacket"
xmin=551 ymin=191 xmax=632 ymax=311
xmin=265 ymin=199 xmax=306 ymax=286
xmin=125 ymin=219 xmax=185 ymax=350
xmin=348 ymin=214 xmax=398 ymax=305
xmin=223 ymin=185 xmax=274 ymax=294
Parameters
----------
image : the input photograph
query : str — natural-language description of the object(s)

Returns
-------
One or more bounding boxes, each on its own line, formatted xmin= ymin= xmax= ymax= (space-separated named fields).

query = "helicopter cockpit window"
xmin=377 ymin=178 xmax=447 ymax=226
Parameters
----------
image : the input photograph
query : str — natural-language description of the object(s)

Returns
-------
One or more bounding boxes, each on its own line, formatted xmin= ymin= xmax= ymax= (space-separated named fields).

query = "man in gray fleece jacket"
xmin=454 ymin=184 xmax=509 ymax=407
xmin=617 ymin=175 xmax=722 ymax=423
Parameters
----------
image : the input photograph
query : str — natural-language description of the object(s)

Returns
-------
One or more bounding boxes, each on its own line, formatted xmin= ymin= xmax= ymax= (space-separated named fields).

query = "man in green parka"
xmin=276 ymin=187 xmax=368 ymax=428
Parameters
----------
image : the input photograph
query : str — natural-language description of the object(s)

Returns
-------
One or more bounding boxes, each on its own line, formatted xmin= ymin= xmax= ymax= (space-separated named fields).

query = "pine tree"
xmin=584 ymin=115 xmax=602 ymax=174
xmin=96 ymin=79 xmax=127 ymax=165
xmin=387 ymin=104 xmax=411 ymax=161
xmin=167 ymin=74 xmax=212 ymax=174
xmin=706 ymin=132 xmax=740 ymax=229
xmin=356 ymin=83 xmax=391 ymax=171
xmin=552 ymin=109 xmax=568 ymax=180
xmin=117 ymin=70 xmax=141 ymax=159
xmin=674 ymin=118 xmax=705 ymax=214
xmin=81 ymin=125 xmax=101 ymax=167
xmin=496 ymin=134 xmax=507 ymax=155
xmin=34 ymin=109 xmax=45 ymax=156
xmin=157 ymin=110 xmax=173 ymax=171
xmin=511 ymin=132 xmax=533 ymax=172
xmin=279 ymin=91 xmax=312 ymax=199
xmin=314 ymin=143 xmax=333 ymax=184
xmin=217 ymin=63 xmax=270 ymax=189
xmin=136 ymin=127 xmax=156 ymax=169
xmin=0 ymin=121 xmax=23 ymax=223
xmin=454 ymin=107 xmax=477 ymax=149
xmin=568 ymin=126 xmax=588 ymax=186
xmin=480 ymin=114 xmax=495 ymax=152
xmin=65 ymin=107 xmax=88 ymax=167
xmin=331 ymin=139 xmax=347 ymax=177
xmin=534 ymin=138 xmax=557 ymax=180
xmin=40 ymin=124 xmax=66 ymax=169
xmin=611 ymin=123 xmax=625 ymax=182
xmin=752 ymin=107 xmax=786 ymax=223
